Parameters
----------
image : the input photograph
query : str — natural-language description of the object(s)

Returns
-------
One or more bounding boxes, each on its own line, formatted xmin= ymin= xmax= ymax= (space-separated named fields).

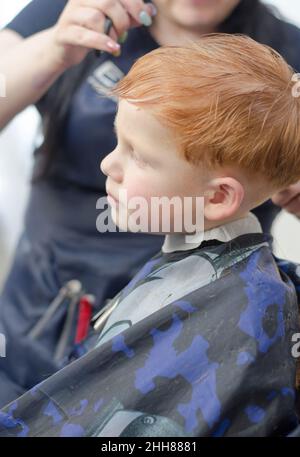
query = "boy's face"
xmin=100 ymin=100 xmax=208 ymax=233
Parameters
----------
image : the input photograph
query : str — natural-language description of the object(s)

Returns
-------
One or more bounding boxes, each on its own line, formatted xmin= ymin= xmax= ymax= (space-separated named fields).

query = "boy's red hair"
xmin=111 ymin=33 xmax=300 ymax=190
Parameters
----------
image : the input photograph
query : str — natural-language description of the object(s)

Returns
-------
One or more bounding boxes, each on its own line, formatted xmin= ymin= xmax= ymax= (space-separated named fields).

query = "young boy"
xmin=1 ymin=34 xmax=300 ymax=437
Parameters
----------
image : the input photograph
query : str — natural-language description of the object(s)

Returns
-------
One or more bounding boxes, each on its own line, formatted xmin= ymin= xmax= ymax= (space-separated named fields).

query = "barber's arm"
xmin=0 ymin=0 xmax=155 ymax=132
xmin=0 ymin=27 xmax=68 ymax=132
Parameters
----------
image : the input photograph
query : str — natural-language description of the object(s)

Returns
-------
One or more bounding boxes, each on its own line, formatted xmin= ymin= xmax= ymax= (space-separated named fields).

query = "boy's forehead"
xmin=114 ymin=101 xmax=145 ymax=139
xmin=116 ymin=100 xmax=166 ymax=135
xmin=115 ymin=99 xmax=177 ymax=152
xmin=116 ymin=99 xmax=142 ymax=120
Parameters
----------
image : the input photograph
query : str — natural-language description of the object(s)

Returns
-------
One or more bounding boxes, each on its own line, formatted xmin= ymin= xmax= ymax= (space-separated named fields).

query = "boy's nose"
xmin=100 ymin=151 xmax=123 ymax=183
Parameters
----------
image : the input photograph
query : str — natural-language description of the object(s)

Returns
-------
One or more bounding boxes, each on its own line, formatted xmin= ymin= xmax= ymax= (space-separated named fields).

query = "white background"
xmin=0 ymin=0 xmax=300 ymax=287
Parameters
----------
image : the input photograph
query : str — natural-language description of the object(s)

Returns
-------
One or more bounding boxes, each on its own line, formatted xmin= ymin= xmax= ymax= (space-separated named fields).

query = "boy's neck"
xmin=162 ymin=212 xmax=262 ymax=253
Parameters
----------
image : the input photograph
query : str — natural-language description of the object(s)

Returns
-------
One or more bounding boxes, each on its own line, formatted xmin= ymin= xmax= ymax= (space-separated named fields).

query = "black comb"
xmin=95 ymin=16 xmax=113 ymax=57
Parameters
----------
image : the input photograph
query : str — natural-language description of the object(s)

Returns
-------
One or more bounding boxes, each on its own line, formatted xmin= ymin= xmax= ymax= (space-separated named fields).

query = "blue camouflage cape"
xmin=0 ymin=233 xmax=299 ymax=437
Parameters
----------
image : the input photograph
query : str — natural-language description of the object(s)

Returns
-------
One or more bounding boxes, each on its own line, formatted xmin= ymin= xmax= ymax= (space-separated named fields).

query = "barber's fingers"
xmin=77 ymin=0 xmax=130 ymax=37
xmin=66 ymin=7 xmax=119 ymax=43
xmin=52 ymin=0 xmax=156 ymax=69
xmin=272 ymin=182 xmax=300 ymax=208
xmin=60 ymin=24 xmax=121 ymax=54
xmin=119 ymin=0 xmax=156 ymax=25
xmin=79 ymin=0 xmax=155 ymax=33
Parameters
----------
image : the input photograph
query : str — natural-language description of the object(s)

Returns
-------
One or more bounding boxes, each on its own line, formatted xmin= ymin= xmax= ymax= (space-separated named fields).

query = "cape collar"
xmin=162 ymin=212 xmax=262 ymax=253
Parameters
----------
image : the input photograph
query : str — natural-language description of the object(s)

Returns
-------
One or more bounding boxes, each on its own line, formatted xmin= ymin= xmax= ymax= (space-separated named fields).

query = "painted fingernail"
xmin=139 ymin=11 xmax=152 ymax=26
xmin=149 ymin=4 xmax=158 ymax=16
xmin=118 ymin=31 xmax=128 ymax=44
xmin=107 ymin=41 xmax=121 ymax=50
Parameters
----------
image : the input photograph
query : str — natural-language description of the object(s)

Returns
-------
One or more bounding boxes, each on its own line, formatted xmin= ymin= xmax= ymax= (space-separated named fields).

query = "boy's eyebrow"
xmin=113 ymin=110 xmax=148 ymax=155
xmin=113 ymin=104 xmax=120 ymax=137
xmin=113 ymin=116 xmax=135 ymax=147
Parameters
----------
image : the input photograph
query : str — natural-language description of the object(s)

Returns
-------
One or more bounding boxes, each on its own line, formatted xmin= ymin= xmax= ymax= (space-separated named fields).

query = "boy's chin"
xmin=110 ymin=209 xmax=138 ymax=233
xmin=112 ymin=212 xmax=161 ymax=234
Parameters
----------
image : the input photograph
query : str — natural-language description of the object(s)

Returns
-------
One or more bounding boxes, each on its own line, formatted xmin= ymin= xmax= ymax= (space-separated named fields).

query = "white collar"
xmin=162 ymin=212 xmax=262 ymax=253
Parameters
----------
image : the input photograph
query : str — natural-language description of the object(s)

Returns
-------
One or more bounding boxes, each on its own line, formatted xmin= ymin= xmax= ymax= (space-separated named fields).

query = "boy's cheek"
xmin=123 ymin=184 xmax=153 ymax=204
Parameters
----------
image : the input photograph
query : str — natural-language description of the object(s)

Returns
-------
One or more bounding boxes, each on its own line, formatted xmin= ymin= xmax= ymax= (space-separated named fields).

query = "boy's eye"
xmin=130 ymin=150 xmax=147 ymax=167
xmin=118 ymin=141 xmax=148 ymax=167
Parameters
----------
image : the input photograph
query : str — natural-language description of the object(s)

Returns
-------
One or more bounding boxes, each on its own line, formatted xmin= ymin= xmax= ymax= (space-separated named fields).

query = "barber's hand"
xmin=49 ymin=0 xmax=156 ymax=70
xmin=271 ymin=181 xmax=300 ymax=218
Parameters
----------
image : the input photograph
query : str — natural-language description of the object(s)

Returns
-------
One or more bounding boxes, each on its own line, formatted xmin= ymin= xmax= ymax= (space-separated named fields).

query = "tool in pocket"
xmin=28 ymin=279 xmax=82 ymax=340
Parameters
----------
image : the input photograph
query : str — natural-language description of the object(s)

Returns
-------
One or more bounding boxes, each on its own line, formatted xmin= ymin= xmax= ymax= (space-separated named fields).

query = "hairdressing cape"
xmin=0 ymin=233 xmax=299 ymax=437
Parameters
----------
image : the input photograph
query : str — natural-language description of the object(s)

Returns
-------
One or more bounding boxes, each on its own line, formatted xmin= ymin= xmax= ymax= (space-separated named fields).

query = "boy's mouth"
xmin=106 ymin=189 xmax=119 ymax=207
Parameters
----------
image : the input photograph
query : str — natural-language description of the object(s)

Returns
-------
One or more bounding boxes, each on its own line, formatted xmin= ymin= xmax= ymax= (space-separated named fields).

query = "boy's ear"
xmin=204 ymin=177 xmax=244 ymax=222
